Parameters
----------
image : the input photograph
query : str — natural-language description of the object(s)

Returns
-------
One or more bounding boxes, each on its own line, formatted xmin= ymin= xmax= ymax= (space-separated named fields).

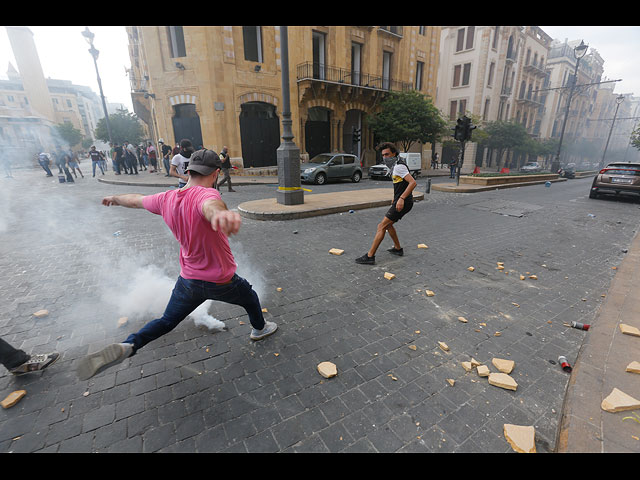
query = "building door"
xmin=305 ymin=107 xmax=331 ymax=160
xmin=172 ymin=103 xmax=203 ymax=148
xmin=239 ymin=101 xmax=280 ymax=168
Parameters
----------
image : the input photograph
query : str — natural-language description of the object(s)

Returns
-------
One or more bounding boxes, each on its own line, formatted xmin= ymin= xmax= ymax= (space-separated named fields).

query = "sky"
xmin=0 ymin=26 xmax=133 ymax=111
xmin=0 ymin=26 xmax=638 ymax=116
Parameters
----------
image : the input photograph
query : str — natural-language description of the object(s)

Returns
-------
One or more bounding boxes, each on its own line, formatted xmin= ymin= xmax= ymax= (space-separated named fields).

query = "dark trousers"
xmin=38 ymin=159 xmax=53 ymax=176
xmin=124 ymin=274 xmax=266 ymax=355
xmin=0 ymin=338 xmax=29 ymax=370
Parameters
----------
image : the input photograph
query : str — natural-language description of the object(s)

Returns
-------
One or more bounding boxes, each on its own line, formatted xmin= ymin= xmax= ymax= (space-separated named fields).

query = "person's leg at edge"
xmin=76 ymin=276 xmax=202 ymax=380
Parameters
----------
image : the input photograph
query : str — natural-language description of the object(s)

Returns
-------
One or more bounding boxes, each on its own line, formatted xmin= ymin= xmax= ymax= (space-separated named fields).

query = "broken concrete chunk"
xmin=329 ymin=248 xmax=344 ymax=255
xmin=504 ymin=424 xmax=536 ymax=453
xmin=425 ymin=290 xmax=435 ymax=297
xmin=492 ymin=358 xmax=515 ymax=374
xmin=601 ymin=388 xmax=640 ymax=413
xmin=457 ymin=316 xmax=468 ymax=323
xmin=519 ymin=275 xmax=525 ymax=280
xmin=384 ymin=272 xmax=396 ymax=280
xmin=1 ymin=390 xmax=26 ymax=409
xmin=467 ymin=267 xmax=475 ymax=272
xmin=117 ymin=317 xmax=128 ymax=328
xmin=529 ymin=275 xmax=538 ymax=280
xmin=470 ymin=358 xmax=482 ymax=367
xmin=438 ymin=341 xmax=449 ymax=352
xmin=417 ymin=244 xmax=428 ymax=249
xmin=33 ymin=309 xmax=49 ymax=318
xmin=317 ymin=361 xmax=338 ymax=379
xmin=446 ymin=378 xmax=455 ymax=386
xmin=620 ymin=324 xmax=640 ymax=337
xmin=477 ymin=365 xmax=490 ymax=377
xmin=626 ymin=361 xmax=640 ymax=374
xmin=461 ymin=361 xmax=473 ymax=372
xmin=488 ymin=372 xmax=518 ymax=391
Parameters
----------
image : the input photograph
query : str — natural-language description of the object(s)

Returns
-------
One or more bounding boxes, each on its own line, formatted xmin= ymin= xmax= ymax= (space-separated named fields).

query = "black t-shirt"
xmin=89 ymin=151 xmax=102 ymax=161
xmin=114 ymin=146 xmax=123 ymax=159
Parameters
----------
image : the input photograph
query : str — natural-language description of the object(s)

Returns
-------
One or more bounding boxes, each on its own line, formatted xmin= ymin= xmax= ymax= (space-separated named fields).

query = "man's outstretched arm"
xmin=102 ymin=194 xmax=145 ymax=209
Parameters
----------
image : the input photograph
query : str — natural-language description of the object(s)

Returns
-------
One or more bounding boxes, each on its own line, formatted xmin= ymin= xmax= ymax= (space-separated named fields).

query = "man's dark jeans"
xmin=124 ymin=274 xmax=266 ymax=355
xmin=0 ymin=338 xmax=29 ymax=370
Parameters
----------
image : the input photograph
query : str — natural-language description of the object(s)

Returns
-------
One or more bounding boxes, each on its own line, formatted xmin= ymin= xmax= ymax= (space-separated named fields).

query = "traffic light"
xmin=352 ymin=128 xmax=361 ymax=143
xmin=453 ymin=118 xmax=465 ymax=141
xmin=462 ymin=116 xmax=476 ymax=141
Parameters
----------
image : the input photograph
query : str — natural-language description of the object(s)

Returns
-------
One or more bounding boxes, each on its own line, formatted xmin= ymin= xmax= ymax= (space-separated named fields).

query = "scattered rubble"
xmin=504 ymin=424 xmax=536 ymax=453
xmin=329 ymin=248 xmax=344 ymax=255
xmin=620 ymin=324 xmax=640 ymax=337
xmin=33 ymin=310 xmax=48 ymax=318
xmin=384 ymin=272 xmax=396 ymax=280
xmin=117 ymin=317 xmax=128 ymax=328
xmin=317 ymin=361 xmax=338 ymax=379
xmin=417 ymin=244 xmax=428 ymax=249
xmin=438 ymin=342 xmax=450 ymax=352
xmin=492 ymin=358 xmax=515 ymax=374
xmin=601 ymin=388 xmax=640 ymax=413
xmin=425 ymin=290 xmax=435 ymax=297
xmin=1 ymin=390 xmax=26 ymax=409
xmin=626 ymin=361 xmax=640 ymax=374
xmin=488 ymin=372 xmax=518 ymax=391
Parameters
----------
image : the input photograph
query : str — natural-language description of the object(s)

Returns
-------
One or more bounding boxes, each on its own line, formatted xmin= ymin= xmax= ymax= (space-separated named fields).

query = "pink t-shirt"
xmin=142 ymin=186 xmax=236 ymax=283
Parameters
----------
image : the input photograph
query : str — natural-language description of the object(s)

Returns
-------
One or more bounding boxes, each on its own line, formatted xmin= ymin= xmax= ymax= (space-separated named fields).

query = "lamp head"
xmin=574 ymin=40 xmax=588 ymax=59
xmin=81 ymin=27 xmax=95 ymax=44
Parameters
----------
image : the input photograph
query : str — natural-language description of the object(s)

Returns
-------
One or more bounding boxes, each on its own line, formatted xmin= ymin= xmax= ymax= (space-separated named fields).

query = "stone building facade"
xmin=126 ymin=26 xmax=440 ymax=170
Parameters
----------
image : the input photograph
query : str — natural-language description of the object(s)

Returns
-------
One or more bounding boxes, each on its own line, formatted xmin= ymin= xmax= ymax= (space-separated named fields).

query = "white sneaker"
xmin=76 ymin=343 xmax=133 ymax=380
xmin=250 ymin=321 xmax=278 ymax=341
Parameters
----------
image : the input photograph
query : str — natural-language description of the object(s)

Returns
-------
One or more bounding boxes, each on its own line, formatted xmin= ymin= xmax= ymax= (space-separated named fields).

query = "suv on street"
xmin=301 ymin=153 xmax=363 ymax=185
xmin=589 ymin=162 xmax=640 ymax=199
xmin=520 ymin=162 xmax=542 ymax=173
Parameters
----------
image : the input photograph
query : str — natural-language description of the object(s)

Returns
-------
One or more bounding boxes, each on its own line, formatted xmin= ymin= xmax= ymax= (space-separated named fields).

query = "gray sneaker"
xmin=10 ymin=352 xmax=59 ymax=375
xmin=76 ymin=343 xmax=133 ymax=380
xmin=250 ymin=321 xmax=278 ymax=341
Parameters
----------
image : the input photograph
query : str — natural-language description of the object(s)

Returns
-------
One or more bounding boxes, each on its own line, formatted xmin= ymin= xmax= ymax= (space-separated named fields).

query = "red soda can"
xmin=558 ymin=355 xmax=572 ymax=372
xmin=570 ymin=321 xmax=590 ymax=331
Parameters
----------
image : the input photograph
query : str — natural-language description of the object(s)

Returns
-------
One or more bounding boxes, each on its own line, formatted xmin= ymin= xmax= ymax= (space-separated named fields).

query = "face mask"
xmin=383 ymin=156 xmax=397 ymax=170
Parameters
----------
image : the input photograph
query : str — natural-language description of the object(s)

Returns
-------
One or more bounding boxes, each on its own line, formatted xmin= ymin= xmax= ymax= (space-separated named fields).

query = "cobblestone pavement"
xmin=1 ymin=169 xmax=638 ymax=452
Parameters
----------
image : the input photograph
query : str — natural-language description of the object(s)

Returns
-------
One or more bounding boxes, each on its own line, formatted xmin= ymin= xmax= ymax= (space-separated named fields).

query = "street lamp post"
xmin=599 ymin=94 xmax=625 ymax=168
xmin=276 ymin=26 xmax=304 ymax=205
xmin=551 ymin=40 xmax=588 ymax=173
xmin=81 ymin=27 xmax=113 ymax=147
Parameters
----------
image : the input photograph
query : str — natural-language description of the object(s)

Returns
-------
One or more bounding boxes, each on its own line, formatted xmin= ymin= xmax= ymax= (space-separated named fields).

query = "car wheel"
xmin=589 ymin=190 xmax=598 ymax=199
xmin=315 ymin=172 xmax=326 ymax=185
xmin=351 ymin=171 xmax=361 ymax=183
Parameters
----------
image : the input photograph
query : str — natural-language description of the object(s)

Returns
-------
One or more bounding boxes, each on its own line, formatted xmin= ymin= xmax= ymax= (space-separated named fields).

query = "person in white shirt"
xmin=170 ymin=139 xmax=194 ymax=188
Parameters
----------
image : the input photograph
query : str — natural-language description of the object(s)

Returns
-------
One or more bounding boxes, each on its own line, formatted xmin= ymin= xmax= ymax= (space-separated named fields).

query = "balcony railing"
xmin=296 ymin=62 xmax=413 ymax=93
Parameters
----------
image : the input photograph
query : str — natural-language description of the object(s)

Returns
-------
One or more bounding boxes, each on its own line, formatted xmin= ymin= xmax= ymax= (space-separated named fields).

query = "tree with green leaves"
xmin=94 ymin=108 xmax=145 ymax=146
xmin=367 ymin=90 xmax=447 ymax=152
xmin=631 ymin=124 xmax=640 ymax=152
xmin=483 ymin=121 xmax=529 ymax=169
xmin=54 ymin=122 xmax=83 ymax=149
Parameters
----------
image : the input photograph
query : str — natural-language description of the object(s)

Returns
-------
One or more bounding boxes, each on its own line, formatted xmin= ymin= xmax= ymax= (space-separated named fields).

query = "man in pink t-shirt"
xmin=76 ymin=149 xmax=277 ymax=381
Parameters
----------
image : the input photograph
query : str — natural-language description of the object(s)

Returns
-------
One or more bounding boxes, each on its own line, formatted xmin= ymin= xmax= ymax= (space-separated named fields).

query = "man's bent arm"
xmin=202 ymin=198 xmax=241 ymax=236
xmin=102 ymin=193 xmax=145 ymax=209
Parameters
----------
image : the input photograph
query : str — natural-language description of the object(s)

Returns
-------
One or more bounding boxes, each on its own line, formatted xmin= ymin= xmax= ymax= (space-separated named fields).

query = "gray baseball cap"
xmin=186 ymin=149 xmax=222 ymax=175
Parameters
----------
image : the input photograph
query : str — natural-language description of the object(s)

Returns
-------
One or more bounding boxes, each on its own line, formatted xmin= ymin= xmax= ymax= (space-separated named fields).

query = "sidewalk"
xmin=557 ymin=230 xmax=640 ymax=453
xmin=96 ymin=168 xmax=279 ymax=188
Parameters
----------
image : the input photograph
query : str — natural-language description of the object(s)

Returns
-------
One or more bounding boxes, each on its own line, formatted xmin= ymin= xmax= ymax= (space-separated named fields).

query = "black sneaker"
xmin=355 ymin=253 xmax=375 ymax=265
xmin=387 ymin=247 xmax=404 ymax=256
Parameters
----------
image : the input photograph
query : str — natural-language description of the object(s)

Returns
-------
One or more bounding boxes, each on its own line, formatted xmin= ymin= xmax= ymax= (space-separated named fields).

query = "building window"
xmin=167 ymin=26 xmax=186 ymax=58
xmin=456 ymin=26 xmax=475 ymax=52
xmin=415 ymin=61 xmax=424 ymax=91
xmin=483 ymin=98 xmax=490 ymax=120
xmin=382 ymin=51 xmax=392 ymax=90
xmin=492 ymin=27 xmax=499 ymax=49
xmin=449 ymin=99 xmax=467 ymax=120
xmin=243 ymin=26 xmax=263 ymax=63
xmin=487 ymin=62 xmax=495 ymax=86
xmin=351 ymin=42 xmax=362 ymax=85
xmin=419 ymin=26 xmax=425 ymax=35
xmin=453 ymin=63 xmax=471 ymax=87
xmin=312 ymin=31 xmax=326 ymax=79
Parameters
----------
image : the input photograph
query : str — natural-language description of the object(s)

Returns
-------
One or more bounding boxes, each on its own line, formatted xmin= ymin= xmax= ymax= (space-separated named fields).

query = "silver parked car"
xmin=520 ymin=162 xmax=542 ymax=173
xmin=301 ymin=153 xmax=363 ymax=185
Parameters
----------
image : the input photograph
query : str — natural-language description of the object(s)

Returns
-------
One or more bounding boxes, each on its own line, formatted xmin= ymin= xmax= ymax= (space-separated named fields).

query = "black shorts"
xmin=385 ymin=199 xmax=413 ymax=222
